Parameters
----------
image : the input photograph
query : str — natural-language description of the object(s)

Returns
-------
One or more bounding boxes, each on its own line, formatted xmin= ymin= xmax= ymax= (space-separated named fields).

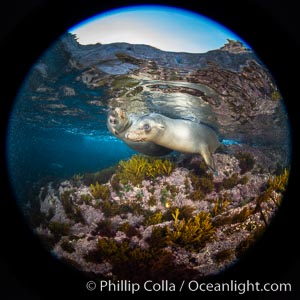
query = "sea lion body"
xmin=125 ymin=113 xmax=220 ymax=171
xmin=107 ymin=108 xmax=173 ymax=156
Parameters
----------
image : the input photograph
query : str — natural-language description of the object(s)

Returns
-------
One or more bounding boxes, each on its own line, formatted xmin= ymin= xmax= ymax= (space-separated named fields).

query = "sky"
xmin=69 ymin=5 xmax=247 ymax=53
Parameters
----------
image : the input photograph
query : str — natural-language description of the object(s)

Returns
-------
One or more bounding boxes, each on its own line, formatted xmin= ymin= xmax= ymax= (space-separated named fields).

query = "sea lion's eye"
xmin=143 ymin=123 xmax=151 ymax=132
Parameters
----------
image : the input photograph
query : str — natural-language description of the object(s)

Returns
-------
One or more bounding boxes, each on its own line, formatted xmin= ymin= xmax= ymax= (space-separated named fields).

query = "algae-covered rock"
xmin=28 ymin=146 xmax=289 ymax=280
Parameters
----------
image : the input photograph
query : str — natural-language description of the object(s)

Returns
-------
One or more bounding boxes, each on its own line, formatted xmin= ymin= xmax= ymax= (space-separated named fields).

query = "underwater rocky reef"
xmin=11 ymin=33 xmax=291 ymax=281
xmin=27 ymin=147 xmax=289 ymax=281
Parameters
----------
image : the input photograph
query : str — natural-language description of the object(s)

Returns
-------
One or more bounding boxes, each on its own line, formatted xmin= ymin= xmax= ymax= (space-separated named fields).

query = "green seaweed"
xmin=114 ymin=155 xmax=174 ymax=186
xmin=60 ymin=190 xmax=85 ymax=223
xmin=189 ymin=171 xmax=214 ymax=201
xmin=60 ymin=191 xmax=74 ymax=214
xmin=163 ymin=205 xmax=195 ymax=222
xmin=221 ymin=173 xmax=248 ymax=190
xmin=110 ymin=174 xmax=122 ymax=192
xmin=166 ymin=208 xmax=215 ymax=250
xmin=60 ymin=191 xmax=85 ymax=224
xmin=84 ymin=237 xmax=198 ymax=283
xmin=90 ymin=182 xmax=110 ymax=201
xmin=186 ymin=159 xmax=210 ymax=176
xmin=267 ymin=168 xmax=289 ymax=193
xmin=256 ymin=168 xmax=289 ymax=210
xmin=147 ymin=195 xmax=157 ymax=207
xmin=80 ymin=194 xmax=93 ymax=204
xmin=165 ymin=183 xmax=179 ymax=196
xmin=118 ymin=222 xmax=141 ymax=238
xmin=146 ymin=226 xmax=169 ymax=249
xmin=145 ymin=211 xmax=163 ymax=226
xmin=91 ymin=219 xmax=115 ymax=237
xmin=189 ymin=189 xmax=205 ymax=201
xmin=193 ymin=178 xmax=214 ymax=197
xmin=98 ymin=199 xmax=146 ymax=217
xmin=48 ymin=221 xmax=70 ymax=237
xmin=145 ymin=155 xmax=174 ymax=177
xmin=235 ymin=152 xmax=255 ymax=174
xmin=211 ymin=195 xmax=230 ymax=217
xmin=239 ymin=175 xmax=249 ymax=185
xmin=97 ymin=200 xmax=122 ymax=217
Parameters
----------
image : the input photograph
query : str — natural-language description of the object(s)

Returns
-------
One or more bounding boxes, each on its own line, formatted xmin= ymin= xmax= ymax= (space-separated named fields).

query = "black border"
xmin=1 ymin=1 xmax=299 ymax=299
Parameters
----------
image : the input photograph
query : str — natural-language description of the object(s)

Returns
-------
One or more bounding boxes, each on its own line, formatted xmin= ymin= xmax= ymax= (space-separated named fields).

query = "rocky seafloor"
xmin=27 ymin=144 xmax=289 ymax=282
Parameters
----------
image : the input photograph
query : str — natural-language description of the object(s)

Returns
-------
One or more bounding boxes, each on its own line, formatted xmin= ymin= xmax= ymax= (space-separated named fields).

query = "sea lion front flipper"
xmin=199 ymin=145 xmax=217 ymax=173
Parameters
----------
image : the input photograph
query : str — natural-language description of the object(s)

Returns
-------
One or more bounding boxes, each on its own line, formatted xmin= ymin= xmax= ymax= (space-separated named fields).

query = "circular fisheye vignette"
xmin=6 ymin=4 xmax=291 ymax=283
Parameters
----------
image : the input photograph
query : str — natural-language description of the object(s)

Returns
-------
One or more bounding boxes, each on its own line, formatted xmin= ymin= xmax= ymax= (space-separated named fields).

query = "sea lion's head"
xmin=125 ymin=115 xmax=165 ymax=142
xmin=107 ymin=107 xmax=130 ymax=135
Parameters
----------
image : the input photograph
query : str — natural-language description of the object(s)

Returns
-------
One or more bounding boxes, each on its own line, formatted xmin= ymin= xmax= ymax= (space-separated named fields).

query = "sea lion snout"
xmin=125 ymin=132 xmax=145 ymax=141
xmin=109 ymin=117 xmax=117 ymax=125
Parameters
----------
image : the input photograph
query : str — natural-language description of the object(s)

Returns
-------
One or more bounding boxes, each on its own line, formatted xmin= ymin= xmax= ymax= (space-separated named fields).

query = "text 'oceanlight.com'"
xmin=86 ymin=279 xmax=292 ymax=294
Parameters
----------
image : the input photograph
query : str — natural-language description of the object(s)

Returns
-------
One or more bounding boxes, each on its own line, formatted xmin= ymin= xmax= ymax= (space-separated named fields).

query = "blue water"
xmin=221 ymin=139 xmax=241 ymax=146
xmin=6 ymin=120 xmax=136 ymax=204
xmin=5 ymin=55 xmax=142 ymax=204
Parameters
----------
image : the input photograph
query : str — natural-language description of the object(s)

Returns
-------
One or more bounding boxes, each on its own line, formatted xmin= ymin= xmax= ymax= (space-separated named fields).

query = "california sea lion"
xmin=125 ymin=113 xmax=220 ymax=171
xmin=107 ymin=108 xmax=173 ymax=156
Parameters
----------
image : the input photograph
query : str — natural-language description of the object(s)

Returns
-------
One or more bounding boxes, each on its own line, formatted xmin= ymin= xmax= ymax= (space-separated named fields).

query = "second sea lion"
xmin=107 ymin=108 xmax=173 ymax=156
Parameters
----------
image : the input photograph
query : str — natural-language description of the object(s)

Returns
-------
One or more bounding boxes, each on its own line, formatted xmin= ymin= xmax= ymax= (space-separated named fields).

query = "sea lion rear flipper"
xmin=199 ymin=145 xmax=217 ymax=173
